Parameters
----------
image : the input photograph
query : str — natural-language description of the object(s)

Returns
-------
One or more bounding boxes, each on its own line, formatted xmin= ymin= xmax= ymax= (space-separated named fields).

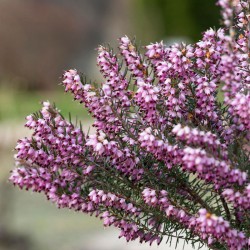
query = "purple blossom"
xmin=191 ymin=209 xmax=249 ymax=250
xmin=9 ymin=0 xmax=250 ymax=249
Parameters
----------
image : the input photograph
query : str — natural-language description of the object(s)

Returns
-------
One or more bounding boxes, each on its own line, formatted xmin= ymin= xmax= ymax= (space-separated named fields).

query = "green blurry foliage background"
xmin=134 ymin=0 xmax=220 ymax=43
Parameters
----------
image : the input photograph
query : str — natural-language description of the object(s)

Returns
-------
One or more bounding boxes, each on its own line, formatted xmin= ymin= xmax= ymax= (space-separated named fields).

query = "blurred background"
xmin=0 ymin=0 xmax=219 ymax=249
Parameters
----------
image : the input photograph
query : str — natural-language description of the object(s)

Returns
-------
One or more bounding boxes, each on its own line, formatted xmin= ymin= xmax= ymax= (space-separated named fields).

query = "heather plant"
xmin=9 ymin=1 xmax=250 ymax=249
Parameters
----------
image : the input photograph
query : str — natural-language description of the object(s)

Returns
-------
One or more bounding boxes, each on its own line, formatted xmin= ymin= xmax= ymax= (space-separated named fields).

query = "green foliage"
xmin=134 ymin=0 xmax=220 ymax=42
xmin=0 ymin=87 xmax=89 ymax=121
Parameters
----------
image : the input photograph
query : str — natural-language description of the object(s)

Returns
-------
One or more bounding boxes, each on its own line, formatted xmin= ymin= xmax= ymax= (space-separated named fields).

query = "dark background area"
xmin=0 ymin=0 xmax=219 ymax=90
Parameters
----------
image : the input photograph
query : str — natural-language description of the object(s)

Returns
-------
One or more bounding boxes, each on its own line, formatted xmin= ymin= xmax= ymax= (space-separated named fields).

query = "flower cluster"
xmin=223 ymin=184 xmax=250 ymax=210
xmin=191 ymin=209 xmax=250 ymax=250
xmin=172 ymin=124 xmax=227 ymax=157
xmin=142 ymin=188 xmax=192 ymax=226
xmin=10 ymin=0 xmax=250 ymax=249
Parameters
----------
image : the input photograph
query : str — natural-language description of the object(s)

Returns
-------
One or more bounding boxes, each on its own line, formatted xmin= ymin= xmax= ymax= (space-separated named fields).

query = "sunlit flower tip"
xmin=68 ymin=69 xmax=78 ymax=75
xmin=120 ymin=36 xmax=130 ymax=44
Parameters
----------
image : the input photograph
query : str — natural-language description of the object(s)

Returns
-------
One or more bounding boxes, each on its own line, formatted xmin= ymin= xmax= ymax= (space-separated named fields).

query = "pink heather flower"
xmin=135 ymin=79 xmax=160 ymax=122
xmin=120 ymin=36 xmax=149 ymax=81
xmin=229 ymin=93 xmax=250 ymax=130
xmin=10 ymin=1 xmax=250 ymax=249
xmin=182 ymin=146 xmax=247 ymax=188
xmin=145 ymin=41 xmax=165 ymax=61
xmin=136 ymin=80 xmax=159 ymax=103
xmin=142 ymin=188 xmax=192 ymax=227
xmin=63 ymin=69 xmax=84 ymax=93
xmin=86 ymin=133 xmax=107 ymax=155
xmin=222 ymin=184 xmax=250 ymax=210
xmin=172 ymin=124 xmax=228 ymax=159
xmin=142 ymin=188 xmax=158 ymax=206
xmin=191 ymin=209 xmax=249 ymax=249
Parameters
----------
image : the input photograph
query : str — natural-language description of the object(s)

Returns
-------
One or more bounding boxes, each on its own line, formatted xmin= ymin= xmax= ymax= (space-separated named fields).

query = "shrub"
xmin=10 ymin=0 xmax=250 ymax=249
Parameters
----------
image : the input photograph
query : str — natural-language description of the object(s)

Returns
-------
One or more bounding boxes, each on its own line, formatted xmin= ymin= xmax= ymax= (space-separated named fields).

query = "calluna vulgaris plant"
xmin=10 ymin=1 xmax=250 ymax=249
